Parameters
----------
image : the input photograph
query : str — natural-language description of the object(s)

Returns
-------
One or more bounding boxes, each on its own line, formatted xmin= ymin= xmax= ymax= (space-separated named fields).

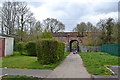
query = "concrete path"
xmin=1 ymin=68 xmax=52 ymax=78
xmin=1 ymin=52 xmax=91 ymax=78
xmin=47 ymin=52 xmax=91 ymax=78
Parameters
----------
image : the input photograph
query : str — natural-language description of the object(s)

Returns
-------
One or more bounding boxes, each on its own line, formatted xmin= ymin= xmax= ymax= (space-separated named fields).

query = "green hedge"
xmin=36 ymin=39 xmax=65 ymax=64
xmin=25 ymin=41 xmax=36 ymax=56
xmin=17 ymin=42 xmax=24 ymax=55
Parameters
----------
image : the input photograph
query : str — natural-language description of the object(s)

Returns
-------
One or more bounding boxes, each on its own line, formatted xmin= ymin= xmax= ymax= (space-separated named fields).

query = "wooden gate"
xmin=0 ymin=38 xmax=5 ymax=57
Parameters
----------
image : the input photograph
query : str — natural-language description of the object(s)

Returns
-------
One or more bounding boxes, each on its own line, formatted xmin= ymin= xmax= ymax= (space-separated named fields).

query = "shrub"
xmin=36 ymin=39 xmax=65 ymax=64
xmin=17 ymin=42 xmax=24 ymax=55
xmin=25 ymin=41 xmax=36 ymax=56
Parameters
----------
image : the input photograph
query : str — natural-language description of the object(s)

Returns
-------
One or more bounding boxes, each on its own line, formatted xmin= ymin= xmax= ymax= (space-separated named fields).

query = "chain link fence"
xmin=80 ymin=46 xmax=101 ymax=52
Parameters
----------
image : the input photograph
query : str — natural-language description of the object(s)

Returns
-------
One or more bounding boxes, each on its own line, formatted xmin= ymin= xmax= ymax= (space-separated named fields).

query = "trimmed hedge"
xmin=36 ymin=39 xmax=65 ymax=64
xmin=17 ymin=42 xmax=24 ymax=55
xmin=25 ymin=41 xmax=36 ymax=56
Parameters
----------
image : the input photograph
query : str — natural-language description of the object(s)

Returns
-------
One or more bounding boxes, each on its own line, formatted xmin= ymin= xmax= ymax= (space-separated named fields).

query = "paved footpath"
xmin=47 ymin=52 xmax=91 ymax=78
xmin=1 ymin=68 xmax=52 ymax=78
xmin=1 ymin=52 xmax=91 ymax=78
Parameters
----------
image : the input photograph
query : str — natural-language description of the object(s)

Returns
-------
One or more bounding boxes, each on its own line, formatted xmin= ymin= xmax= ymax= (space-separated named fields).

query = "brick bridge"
xmin=53 ymin=32 xmax=97 ymax=52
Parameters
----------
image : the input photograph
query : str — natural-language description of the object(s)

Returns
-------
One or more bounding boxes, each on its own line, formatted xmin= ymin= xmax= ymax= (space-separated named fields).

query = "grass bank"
xmin=78 ymin=52 xmax=119 ymax=75
xmin=2 ymin=51 xmax=70 ymax=70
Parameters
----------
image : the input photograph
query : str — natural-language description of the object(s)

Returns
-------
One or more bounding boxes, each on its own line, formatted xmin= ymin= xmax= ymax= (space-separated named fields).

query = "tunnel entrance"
xmin=70 ymin=40 xmax=79 ymax=52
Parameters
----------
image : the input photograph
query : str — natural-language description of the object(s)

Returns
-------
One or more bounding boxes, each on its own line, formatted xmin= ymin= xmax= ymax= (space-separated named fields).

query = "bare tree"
xmin=16 ymin=2 xmax=35 ymax=41
xmin=0 ymin=2 xmax=19 ymax=35
xmin=0 ymin=6 xmax=3 ymax=34
xmin=27 ymin=17 xmax=36 ymax=35
xmin=43 ymin=18 xmax=65 ymax=33
xmin=0 ymin=1 xmax=36 ymax=42
xmin=34 ymin=21 xmax=42 ymax=39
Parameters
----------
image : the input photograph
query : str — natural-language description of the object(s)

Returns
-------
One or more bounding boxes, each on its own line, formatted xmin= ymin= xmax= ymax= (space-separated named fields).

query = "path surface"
xmin=47 ymin=52 xmax=91 ymax=78
xmin=1 ymin=52 xmax=91 ymax=78
xmin=1 ymin=53 xmax=119 ymax=79
xmin=1 ymin=68 xmax=52 ymax=78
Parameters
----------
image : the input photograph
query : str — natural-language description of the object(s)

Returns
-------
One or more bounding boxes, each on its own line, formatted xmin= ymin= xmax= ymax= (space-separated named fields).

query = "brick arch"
xmin=53 ymin=32 xmax=98 ymax=52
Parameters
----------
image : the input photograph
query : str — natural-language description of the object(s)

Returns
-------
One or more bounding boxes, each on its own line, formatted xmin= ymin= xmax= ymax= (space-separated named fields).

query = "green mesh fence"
xmin=101 ymin=43 xmax=120 ymax=56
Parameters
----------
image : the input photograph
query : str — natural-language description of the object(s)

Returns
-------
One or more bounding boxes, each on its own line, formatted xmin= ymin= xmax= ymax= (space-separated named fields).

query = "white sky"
xmin=0 ymin=0 xmax=119 ymax=32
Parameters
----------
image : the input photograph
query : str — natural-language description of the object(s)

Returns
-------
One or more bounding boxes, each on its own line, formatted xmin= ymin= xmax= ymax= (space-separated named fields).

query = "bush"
xmin=25 ymin=41 xmax=36 ymax=56
xmin=36 ymin=39 xmax=65 ymax=64
xmin=17 ymin=42 xmax=24 ymax=55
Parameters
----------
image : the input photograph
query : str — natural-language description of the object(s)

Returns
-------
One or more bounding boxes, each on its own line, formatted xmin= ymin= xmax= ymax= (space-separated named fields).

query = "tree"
xmin=39 ymin=29 xmax=53 ymax=39
xmin=0 ymin=2 xmax=36 ymax=42
xmin=105 ymin=18 xmax=114 ymax=43
xmin=16 ymin=2 xmax=35 ymax=41
xmin=43 ymin=18 xmax=65 ymax=33
xmin=73 ymin=22 xmax=87 ymax=37
xmin=0 ymin=6 xmax=3 ymax=34
xmin=14 ymin=29 xmax=29 ymax=43
xmin=73 ymin=22 xmax=99 ymax=37
xmin=96 ymin=18 xmax=115 ymax=45
xmin=0 ymin=2 xmax=18 ymax=35
xmin=112 ymin=22 xmax=120 ymax=43
xmin=0 ymin=2 xmax=35 ymax=40
xmin=86 ymin=22 xmax=99 ymax=32
xmin=84 ymin=34 xmax=98 ymax=46
xmin=32 ymin=21 xmax=42 ymax=40
xmin=73 ymin=22 xmax=87 ymax=32
xmin=97 ymin=19 xmax=107 ymax=45
xmin=28 ymin=17 xmax=36 ymax=35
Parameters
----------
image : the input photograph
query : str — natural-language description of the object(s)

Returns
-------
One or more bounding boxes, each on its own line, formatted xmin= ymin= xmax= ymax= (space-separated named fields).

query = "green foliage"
xmin=79 ymin=52 xmax=120 ymax=75
xmin=73 ymin=22 xmax=99 ymax=33
xmin=17 ymin=42 xmax=24 ymax=55
xmin=25 ymin=41 xmax=37 ymax=56
xmin=2 ymin=51 xmax=70 ymax=70
xmin=77 ymin=32 xmax=84 ymax=37
xmin=14 ymin=30 xmax=30 ymax=43
xmin=39 ymin=29 xmax=53 ymax=39
xmin=36 ymin=39 xmax=65 ymax=64
xmin=112 ymin=23 xmax=120 ymax=43
xmin=84 ymin=34 xmax=98 ymax=46
xmin=72 ymin=41 xmax=78 ymax=51
xmin=105 ymin=18 xmax=114 ymax=44
xmin=73 ymin=22 xmax=87 ymax=33
xmin=2 ymin=75 xmax=39 ymax=80
xmin=96 ymin=18 xmax=115 ymax=45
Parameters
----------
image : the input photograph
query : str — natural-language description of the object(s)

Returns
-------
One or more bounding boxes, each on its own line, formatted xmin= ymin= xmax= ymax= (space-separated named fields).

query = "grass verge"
xmin=1 ymin=51 xmax=70 ymax=70
xmin=78 ymin=52 xmax=119 ymax=75
xmin=1 ymin=75 xmax=39 ymax=80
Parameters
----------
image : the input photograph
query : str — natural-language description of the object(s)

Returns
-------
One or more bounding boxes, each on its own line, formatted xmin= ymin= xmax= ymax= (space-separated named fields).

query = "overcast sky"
xmin=0 ymin=0 xmax=119 ymax=32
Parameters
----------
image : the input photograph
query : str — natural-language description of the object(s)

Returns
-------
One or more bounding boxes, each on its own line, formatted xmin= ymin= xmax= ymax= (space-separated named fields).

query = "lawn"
xmin=78 ymin=52 xmax=120 ymax=75
xmin=1 ymin=51 xmax=70 ymax=70
xmin=1 ymin=75 xmax=39 ymax=80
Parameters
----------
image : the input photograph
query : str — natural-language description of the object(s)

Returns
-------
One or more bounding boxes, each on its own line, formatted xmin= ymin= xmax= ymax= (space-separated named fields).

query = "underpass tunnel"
xmin=70 ymin=40 xmax=79 ymax=52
